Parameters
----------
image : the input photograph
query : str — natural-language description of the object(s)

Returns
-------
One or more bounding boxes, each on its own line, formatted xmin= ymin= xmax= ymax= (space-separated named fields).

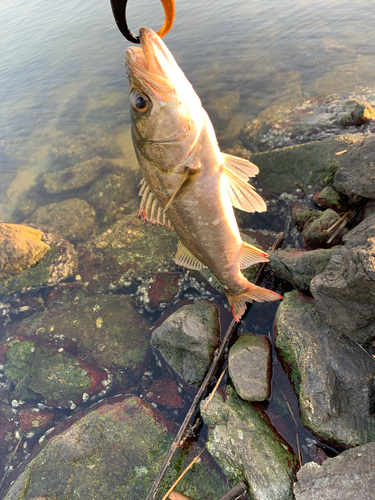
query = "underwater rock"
xmin=1 ymin=336 xmax=109 ymax=409
xmin=18 ymin=404 xmax=55 ymax=437
xmin=276 ymin=291 xmax=375 ymax=447
xmin=26 ymin=199 xmax=98 ymax=244
xmin=0 ymin=224 xmax=50 ymax=281
xmin=151 ymin=300 xmax=220 ymax=386
xmin=141 ymin=375 xmax=184 ymax=409
xmin=311 ymin=214 xmax=375 ymax=343
xmin=268 ymin=247 xmax=339 ymax=293
xmin=249 ymin=134 xmax=361 ymax=199
xmin=43 ymin=157 xmax=115 ymax=194
xmin=135 ymin=272 xmax=182 ymax=312
xmin=4 ymin=396 xmax=225 ymax=500
xmin=0 ymin=226 xmax=77 ymax=297
xmin=201 ymin=387 xmax=298 ymax=500
xmin=312 ymin=186 xmax=349 ymax=213
xmin=334 ymin=136 xmax=375 ymax=199
xmin=5 ymin=294 xmax=152 ymax=391
xmin=293 ymin=442 xmax=375 ymax=500
xmin=77 ymin=212 xmax=179 ymax=294
xmin=228 ymin=334 xmax=271 ymax=401
xmin=332 ymin=99 xmax=375 ymax=126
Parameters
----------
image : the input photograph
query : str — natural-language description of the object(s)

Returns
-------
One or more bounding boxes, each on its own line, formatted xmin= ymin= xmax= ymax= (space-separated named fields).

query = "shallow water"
xmin=0 ymin=0 xmax=373 ymax=495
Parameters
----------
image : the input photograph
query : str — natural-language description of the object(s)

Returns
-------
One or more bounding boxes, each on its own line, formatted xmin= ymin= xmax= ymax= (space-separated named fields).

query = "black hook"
xmin=110 ymin=0 xmax=140 ymax=44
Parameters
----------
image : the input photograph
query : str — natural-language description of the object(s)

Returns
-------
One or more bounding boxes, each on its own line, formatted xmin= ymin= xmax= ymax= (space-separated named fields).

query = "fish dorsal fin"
xmin=222 ymin=164 xmax=267 ymax=213
xmin=222 ymin=153 xmax=259 ymax=180
xmin=240 ymin=241 xmax=269 ymax=269
xmin=175 ymin=239 xmax=207 ymax=270
xmin=138 ymin=179 xmax=172 ymax=228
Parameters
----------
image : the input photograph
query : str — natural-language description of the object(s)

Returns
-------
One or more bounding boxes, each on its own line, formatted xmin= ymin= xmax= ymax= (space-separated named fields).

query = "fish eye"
xmin=130 ymin=91 xmax=152 ymax=114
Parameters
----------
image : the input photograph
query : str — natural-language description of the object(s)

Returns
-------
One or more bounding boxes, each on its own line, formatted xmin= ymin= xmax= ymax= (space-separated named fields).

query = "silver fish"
xmin=125 ymin=27 xmax=281 ymax=320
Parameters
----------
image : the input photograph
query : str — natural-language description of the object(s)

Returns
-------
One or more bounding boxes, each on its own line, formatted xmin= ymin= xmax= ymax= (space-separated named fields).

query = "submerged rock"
xmin=228 ymin=334 xmax=271 ymax=401
xmin=269 ymin=247 xmax=339 ymax=292
xmin=201 ymin=387 xmax=298 ymax=500
xmin=26 ymin=199 xmax=98 ymax=244
xmin=151 ymin=300 xmax=220 ymax=386
xmin=312 ymin=186 xmax=349 ymax=212
xmin=4 ymin=396 xmax=225 ymax=500
xmin=334 ymin=136 xmax=375 ymax=199
xmin=276 ymin=291 xmax=375 ymax=447
xmin=294 ymin=442 xmax=375 ymax=500
xmin=302 ymin=209 xmax=343 ymax=248
xmin=311 ymin=214 xmax=375 ymax=343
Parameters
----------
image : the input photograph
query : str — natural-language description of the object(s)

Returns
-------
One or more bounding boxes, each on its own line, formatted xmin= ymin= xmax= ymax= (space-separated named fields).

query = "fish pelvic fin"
xmin=240 ymin=241 xmax=269 ymax=269
xmin=175 ymin=239 xmax=207 ymax=270
xmin=226 ymin=284 xmax=282 ymax=322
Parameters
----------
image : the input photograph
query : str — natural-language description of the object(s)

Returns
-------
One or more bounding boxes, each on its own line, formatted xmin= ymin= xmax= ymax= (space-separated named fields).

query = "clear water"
xmin=0 ymin=0 xmax=373 ymax=494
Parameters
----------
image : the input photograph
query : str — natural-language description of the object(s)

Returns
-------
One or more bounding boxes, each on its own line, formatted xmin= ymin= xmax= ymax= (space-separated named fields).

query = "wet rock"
xmin=151 ymin=301 xmax=220 ymax=386
xmin=294 ymin=442 xmax=375 ymax=500
xmin=201 ymin=387 xmax=298 ymax=500
xmin=142 ymin=376 xmax=184 ymax=409
xmin=302 ymin=209 xmax=343 ymax=248
xmin=4 ymin=396 xmax=225 ymax=500
xmin=5 ymin=294 xmax=152 ymax=390
xmin=276 ymin=291 xmax=375 ymax=447
xmin=0 ymin=224 xmax=50 ymax=281
xmin=250 ymin=134 xmax=361 ymax=199
xmin=269 ymin=247 xmax=339 ymax=292
xmin=0 ymin=226 xmax=77 ymax=297
xmin=26 ymin=199 xmax=98 ymax=244
xmin=363 ymin=199 xmax=375 ymax=219
xmin=332 ymin=99 xmax=375 ymax=126
xmin=78 ymin=212 xmax=179 ymax=293
xmin=312 ymin=186 xmax=349 ymax=212
xmin=1 ymin=336 xmax=109 ymax=408
xmin=18 ymin=405 xmax=55 ymax=437
xmin=136 ymin=272 xmax=182 ymax=312
xmin=228 ymin=334 xmax=271 ymax=401
xmin=292 ymin=203 xmax=318 ymax=227
xmin=334 ymin=136 xmax=375 ymax=199
xmin=43 ymin=157 xmax=115 ymax=194
xmin=311 ymin=215 xmax=375 ymax=343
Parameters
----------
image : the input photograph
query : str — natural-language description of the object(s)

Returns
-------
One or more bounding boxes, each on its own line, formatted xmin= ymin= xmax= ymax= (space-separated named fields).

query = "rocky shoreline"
xmin=0 ymin=94 xmax=375 ymax=499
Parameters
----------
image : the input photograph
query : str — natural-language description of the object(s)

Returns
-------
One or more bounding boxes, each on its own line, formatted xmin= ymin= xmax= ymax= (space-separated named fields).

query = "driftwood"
xmin=145 ymin=232 xmax=284 ymax=500
xmin=218 ymin=481 xmax=248 ymax=500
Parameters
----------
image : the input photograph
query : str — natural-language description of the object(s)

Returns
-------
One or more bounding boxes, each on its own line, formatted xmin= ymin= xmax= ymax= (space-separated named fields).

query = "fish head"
xmin=125 ymin=27 xmax=203 ymax=172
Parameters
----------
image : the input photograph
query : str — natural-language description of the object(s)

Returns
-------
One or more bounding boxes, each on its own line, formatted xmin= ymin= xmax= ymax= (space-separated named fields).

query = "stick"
xmin=218 ymin=481 xmax=248 ymax=500
xmin=162 ymin=448 xmax=205 ymax=500
xmin=202 ymin=365 xmax=228 ymax=412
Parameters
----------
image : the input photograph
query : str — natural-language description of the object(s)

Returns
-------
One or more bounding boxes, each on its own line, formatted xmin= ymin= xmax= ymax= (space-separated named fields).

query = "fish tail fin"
xmin=226 ymin=284 xmax=282 ymax=322
xmin=240 ymin=241 xmax=269 ymax=269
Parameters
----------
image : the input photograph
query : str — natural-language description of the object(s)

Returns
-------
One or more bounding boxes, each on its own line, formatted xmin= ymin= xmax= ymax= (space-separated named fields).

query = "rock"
xmin=201 ymin=387 xmax=298 ymax=500
xmin=294 ymin=442 xmax=375 ymax=500
xmin=334 ymin=136 xmax=375 ymax=199
xmin=311 ymin=215 xmax=375 ymax=343
xmin=18 ymin=405 xmax=55 ymax=437
xmin=0 ymin=224 xmax=50 ymax=281
xmin=302 ymin=209 xmax=343 ymax=248
xmin=228 ymin=334 xmax=271 ymax=401
xmin=26 ymin=199 xmax=98 ymax=244
xmin=332 ymin=99 xmax=375 ymax=126
xmin=77 ymin=212 xmax=179 ymax=294
xmin=269 ymin=247 xmax=339 ymax=292
xmin=141 ymin=376 xmax=184 ymax=409
xmin=0 ymin=226 xmax=77 ymax=297
xmin=363 ymin=199 xmax=375 ymax=219
xmin=292 ymin=203 xmax=318 ymax=227
xmin=1 ymin=336 xmax=109 ymax=408
xmin=151 ymin=301 xmax=220 ymax=386
xmin=275 ymin=291 xmax=375 ymax=447
xmin=136 ymin=272 xmax=182 ymax=312
xmin=4 ymin=396 xmax=225 ymax=500
xmin=312 ymin=186 xmax=349 ymax=212
xmin=43 ymin=157 xmax=115 ymax=194
xmin=250 ymin=134 xmax=361 ymax=199
xmin=4 ymin=294 xmax=152 ymax=390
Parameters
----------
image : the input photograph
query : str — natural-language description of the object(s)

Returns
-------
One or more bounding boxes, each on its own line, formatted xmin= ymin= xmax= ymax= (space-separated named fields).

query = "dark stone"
xmin=312 ymin=186 xmax=349 ymax=212
xmin=141 ymin=376 xmax=184 ymax=408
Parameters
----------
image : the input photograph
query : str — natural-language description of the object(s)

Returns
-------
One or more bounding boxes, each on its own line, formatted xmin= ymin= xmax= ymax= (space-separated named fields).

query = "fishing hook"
xmin=110 ymin=0 xmax=175 ymax=44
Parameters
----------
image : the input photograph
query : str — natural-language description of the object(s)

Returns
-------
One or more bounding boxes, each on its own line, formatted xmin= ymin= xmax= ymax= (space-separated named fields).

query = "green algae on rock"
xmin=201 ymin=387 xmax=298 ymax=500
xmin=4 ymin=397 xmax=226 ymax=500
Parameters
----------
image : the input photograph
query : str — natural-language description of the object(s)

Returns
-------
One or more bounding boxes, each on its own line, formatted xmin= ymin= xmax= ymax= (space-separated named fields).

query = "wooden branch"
xmin=202 ymin=365 xmax=228 ymax=412
xmin=218 ymin=481 xmax=248 ymax=500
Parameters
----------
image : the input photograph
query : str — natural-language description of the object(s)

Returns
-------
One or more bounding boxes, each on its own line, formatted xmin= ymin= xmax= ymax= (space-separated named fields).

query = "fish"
xmin=125 ymin=27 xmax=282 ymax=321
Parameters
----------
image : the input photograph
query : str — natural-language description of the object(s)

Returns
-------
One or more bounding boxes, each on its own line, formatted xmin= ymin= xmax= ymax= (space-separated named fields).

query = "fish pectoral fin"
xmin=175 ymin=239 xmax=207 ymax=270
xmin=138 ymin=178 xmax=172 ymax=228
xmin=223 ymin=153 xmax=259 ymax=180
xmin=226 ymin=285 xmax=282 ymax=322
xmin=222 ymin=164 xmax=267 ymax=214
xmin=240 ymin=241 xmax=269 ymax=269
xmin=163 ymin=164 xmax=201 ymax=213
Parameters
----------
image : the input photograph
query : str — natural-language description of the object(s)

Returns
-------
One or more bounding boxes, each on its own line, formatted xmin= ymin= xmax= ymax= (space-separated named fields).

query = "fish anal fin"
xmin=226 ymin=285 xmax=282 ymax=321
xmin=175 ymin=240 xmax=207 ymax=270
xmin=223 ymin=152 xmax=259 ymax=179
xmin=222 ymin=165 xmax=267 ymax=214
xmin=240 ymin=242 xmax=269 ymax=269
